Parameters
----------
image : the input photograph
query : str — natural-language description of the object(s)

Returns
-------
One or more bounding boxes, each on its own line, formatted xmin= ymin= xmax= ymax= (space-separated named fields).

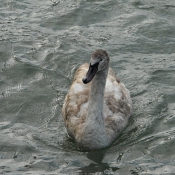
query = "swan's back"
xmin=62 ymin=63 xmax=132 ymax=143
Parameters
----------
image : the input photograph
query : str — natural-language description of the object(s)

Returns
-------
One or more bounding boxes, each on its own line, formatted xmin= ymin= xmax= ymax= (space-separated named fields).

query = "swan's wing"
xmin=104 ymin=67 xmax=132 ymax=141
xmin=62 ymin=63 xmax=91 ymax=140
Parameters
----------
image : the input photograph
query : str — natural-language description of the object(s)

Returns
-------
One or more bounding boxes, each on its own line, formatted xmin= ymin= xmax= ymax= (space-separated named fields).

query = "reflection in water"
xmin=80 ymin=150 xmax=119 ymax=173
xmin=80 ymin=162 xmax=117 ymax=174
xmin=86 ymin=150 xmax=106 ymax=163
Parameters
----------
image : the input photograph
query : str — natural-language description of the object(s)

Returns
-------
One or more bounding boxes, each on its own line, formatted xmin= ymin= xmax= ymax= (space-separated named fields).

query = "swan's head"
xmin=82 ymin=49 xmax=109 ymax=84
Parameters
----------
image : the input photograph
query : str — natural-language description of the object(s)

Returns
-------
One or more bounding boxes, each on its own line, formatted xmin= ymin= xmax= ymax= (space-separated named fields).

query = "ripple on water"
xmin=1 ymin=0 xmax=175 ymax=174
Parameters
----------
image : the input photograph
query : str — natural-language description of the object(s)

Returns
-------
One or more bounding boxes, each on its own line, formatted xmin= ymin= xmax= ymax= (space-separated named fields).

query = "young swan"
xmin=62 ymin=49 xmax=132 ymax=150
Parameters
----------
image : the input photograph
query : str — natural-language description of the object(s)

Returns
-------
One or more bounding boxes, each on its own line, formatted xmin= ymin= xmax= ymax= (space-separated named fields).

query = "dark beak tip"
xmin=82 ymin=77 xmax=88 ymax=84
xmin=82 ymin=62 xmax=98 ymax=84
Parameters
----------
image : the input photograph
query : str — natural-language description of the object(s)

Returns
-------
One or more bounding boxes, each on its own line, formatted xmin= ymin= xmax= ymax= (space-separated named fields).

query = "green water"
xmin=0 ymin=0 xmax=175 ymax=174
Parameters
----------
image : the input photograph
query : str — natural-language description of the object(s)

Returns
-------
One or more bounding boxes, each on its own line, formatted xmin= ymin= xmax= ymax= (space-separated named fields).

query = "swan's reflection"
xmin=79 ymin=150 xmax=119 ymax=173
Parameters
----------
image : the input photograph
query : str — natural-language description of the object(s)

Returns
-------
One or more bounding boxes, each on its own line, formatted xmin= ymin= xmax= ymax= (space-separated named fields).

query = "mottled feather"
xmin=62 ymin=63 xmax=132 ymax=145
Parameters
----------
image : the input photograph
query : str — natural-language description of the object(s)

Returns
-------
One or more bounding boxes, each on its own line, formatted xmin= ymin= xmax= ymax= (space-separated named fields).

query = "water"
xmin=0 ymin=0 xmax=175 ymax=174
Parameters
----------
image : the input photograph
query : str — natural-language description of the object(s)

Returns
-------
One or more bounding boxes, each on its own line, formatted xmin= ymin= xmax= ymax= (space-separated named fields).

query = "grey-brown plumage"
xmin=62 ymin=50 xmax=132 ymax=150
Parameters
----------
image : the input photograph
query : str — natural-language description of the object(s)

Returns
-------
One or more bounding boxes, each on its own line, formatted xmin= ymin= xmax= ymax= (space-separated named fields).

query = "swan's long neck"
xmin=82 ymin=66 xmax=109 ymax=149
xmin=87 ymin=69 xmax=108 ymax=123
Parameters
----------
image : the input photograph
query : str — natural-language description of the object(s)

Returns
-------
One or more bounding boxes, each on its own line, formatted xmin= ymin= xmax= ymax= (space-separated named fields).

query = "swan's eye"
xmin=100 ymin=59 xmax=102 ymax=61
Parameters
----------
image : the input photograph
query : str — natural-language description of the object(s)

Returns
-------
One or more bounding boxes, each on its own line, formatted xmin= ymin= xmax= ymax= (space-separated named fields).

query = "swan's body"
xmin=62 ymin=50 xmax=132 ymax=150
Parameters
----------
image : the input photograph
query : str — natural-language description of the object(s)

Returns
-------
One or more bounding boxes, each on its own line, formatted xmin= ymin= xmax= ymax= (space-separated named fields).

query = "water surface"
xmin=0 ymin=0 xmax=175 ymax=174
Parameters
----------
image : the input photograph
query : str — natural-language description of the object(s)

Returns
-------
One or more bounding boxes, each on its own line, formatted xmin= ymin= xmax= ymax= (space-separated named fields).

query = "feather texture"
xmin=62 ymin=50 xmax=132 ymax=150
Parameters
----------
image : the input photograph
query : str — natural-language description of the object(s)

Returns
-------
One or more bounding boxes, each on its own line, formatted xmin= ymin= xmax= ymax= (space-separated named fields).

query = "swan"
xmin=62 ymin=49 xmax=132 ymax=150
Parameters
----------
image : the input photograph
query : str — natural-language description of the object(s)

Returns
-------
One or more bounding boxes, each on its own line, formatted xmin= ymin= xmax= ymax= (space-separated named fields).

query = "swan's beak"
xmin=82 ymin=63 xmax=98 ymax=84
